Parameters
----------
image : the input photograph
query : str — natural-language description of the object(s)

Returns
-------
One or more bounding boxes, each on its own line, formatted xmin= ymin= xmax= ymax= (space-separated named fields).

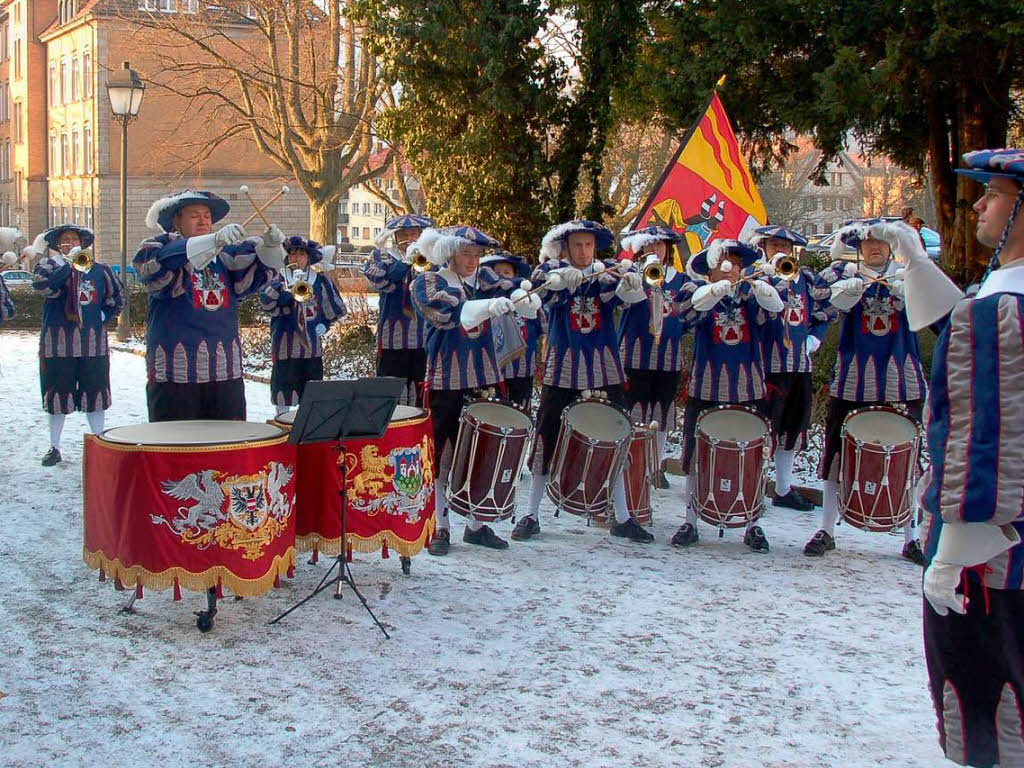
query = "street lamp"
xmin=106 ymin=61 xmax=145 ymax=342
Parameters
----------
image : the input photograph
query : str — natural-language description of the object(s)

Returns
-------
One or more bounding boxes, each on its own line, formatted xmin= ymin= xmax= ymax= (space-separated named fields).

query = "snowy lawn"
xmin=0 ymin=331 xmax=940 ymax=767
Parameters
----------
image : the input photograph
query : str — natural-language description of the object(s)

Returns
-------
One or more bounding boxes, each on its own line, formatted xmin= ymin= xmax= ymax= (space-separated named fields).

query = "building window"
xmin=805 ymin=197 xmax=818 ymax=212
xmin=12 ymin=101 xmax=20 ymax=143
xmin=51 ymin=206 xmax=58 ymax=226
xmin=60 ymin=60 xmax=68 ymax=103
xmin=50 ymin=134 xmax=57 ymax=172
xmin=832 ymin=172 xmax=844 ymax=186
xmin=73 ymin=205 xmax=81 ymax=224
xmin=71 ymin=57 xmax=79 ymax=102
xmin=362 ymin=227 xmax=369 ymax=239
xmin=824 ymin=223 xmax=834 ymax=234
xmin=85 ymin=208 xmax=93 ymax=230
xmin=62 ymin=206 xmax=69 ymax=223
xmin=13 ymin=38 xmax=20 ymax=79
xmin=182 ymin=0 xmax=199 ymax=11
xmin=810 ymin=224 xmax=818 ymax=236
xmin=83 ymin=125 xmax=92 ymax=174
xmin=373 ymin=203 xmax=382 ymax=215
xmin=159 ymin=0 xmax=174 ymax=11
xmin=362 ymin=202 xmax=370 ymax=215
xmin=5 ymin=142 xmax=10 ymax=181
xmin=82 ymin=53 xmax=92 ymax=98
xmin=338 ymin=202 xmax=347 ymax=214
xmin=338 ymin=226 xmax=347 ymax=238
xmin=0 ymin=23 xmax=7 ymax=62
xmin=72 ymin=129 xmax=79 ymax=174
xmin=138 ymin=0 xmax=158 ymax=9
xmin=61 ymin=134 xmax=69 ymax=176
xmin=49 ymin=64 xmax=57 ymax=105
xmin=14 ymin=171 xmax=21 ymax=207
xmin=823 ymin=197 xmax=835 ymax=212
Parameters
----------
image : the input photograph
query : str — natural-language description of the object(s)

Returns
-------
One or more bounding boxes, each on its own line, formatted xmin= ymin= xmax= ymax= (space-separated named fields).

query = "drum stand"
xmin=268 ymin=377 xmax=403 ymax=638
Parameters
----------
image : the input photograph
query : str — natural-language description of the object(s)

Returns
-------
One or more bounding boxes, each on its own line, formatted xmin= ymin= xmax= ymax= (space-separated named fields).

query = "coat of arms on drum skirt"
xmin=343 ymin=435 xmax=434 ymax=524
xmin=152 ymin=462 xmax=295 ymax=560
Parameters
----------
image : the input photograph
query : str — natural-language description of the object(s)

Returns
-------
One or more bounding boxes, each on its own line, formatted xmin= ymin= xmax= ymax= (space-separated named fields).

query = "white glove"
xmin=888 ymin=280 xmax=906 ymax=300
xmin=555 ymin=267 xmax=585 ymax=292
xmin=923 ymin=561 xmax=967 ymax=617
xmin=760 ymin=259 xmax=776 ymax=277
xmin=615 ymin=272 xmax=646 ymax=304
xmin=100 ymin=310 xmax=107 ymax=323
xmin=691 ymin=279 xmax=733 ymax=312
xmin=215 ymin=223 xmax=247 ymax=248
xmin=542 ymin=271 xmax=564 ymax=291
xmin=869 ymin=220 xmax=930 ymax=268
xmin=255 ymin=227 xmax=286 ymax=270
xmin=315 ymin=323 xmax=327 ymax=337
xmin=750 ymin=279 xmax=783 ymax=312
xmin=805 ymin=335 xmax=821 ymax=354
xmin=68 ymin=245 xmax=82 ymax=257
xmin=487 ymin=297 xmax=516 ymax=317
xmin=261 ymin=225 xmax=285 ymax=248
xmin=829 ymin=277 xmax=866 ymax=311
xmin=510 ymin=288 xmax=541 ymax=319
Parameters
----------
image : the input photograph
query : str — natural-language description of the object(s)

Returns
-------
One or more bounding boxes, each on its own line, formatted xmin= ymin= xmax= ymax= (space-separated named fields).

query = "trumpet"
xmin=641 ymin=256 xmax=666 ymax=287
xmin=774 ymin=254 xmax=800 ymax=280
xmin=70 ymin=248 xmax=93 ymax=272
xmin=411 ymin=249 xmax=432 ymax=273
xmin=283 ymin=264 xmax=313 ymax=302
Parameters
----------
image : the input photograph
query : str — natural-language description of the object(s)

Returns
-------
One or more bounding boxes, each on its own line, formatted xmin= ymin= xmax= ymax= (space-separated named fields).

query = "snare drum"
xmin=447 ymin=399 xmax=533 ymax=521
xmin=839 ymin=406 xmax=920 ymax=532
xmin=691 ymin=406 xmax=770 ymax=529
xmin=591 ymin=423 xmax=657 ymax=527
xmin=272 ymin=405 xmax=436 ymax=558
xmin=83 ymin=421 xmax=297 ymax=598
xmin=546 ymin=398 xmax=632 ymax=517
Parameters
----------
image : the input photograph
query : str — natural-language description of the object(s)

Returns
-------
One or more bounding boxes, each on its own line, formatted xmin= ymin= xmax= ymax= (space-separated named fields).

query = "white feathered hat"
xmin=0 ymin=250 xmax=16 ymax=266
xmin=409 ymin=226 xmax=500 ymax=267
xmin=145 ymin=189 xmax=230 ymax=232
xmin=539 ymin=219 xmax=614 ymax=262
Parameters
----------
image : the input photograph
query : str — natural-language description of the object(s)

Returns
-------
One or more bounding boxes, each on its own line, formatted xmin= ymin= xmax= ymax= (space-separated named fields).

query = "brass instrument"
xmin=284 ymin=263 xmax=313 ymax=302
xmin=774 ymin=254 xmax=799 ymax=280
xmin=71 ymin=248 xmax=93 ymax=272
xmin=642 ymin=258 xmax=666 ymax=287
xmin=411 ymin=249 xmax=432 ymax=273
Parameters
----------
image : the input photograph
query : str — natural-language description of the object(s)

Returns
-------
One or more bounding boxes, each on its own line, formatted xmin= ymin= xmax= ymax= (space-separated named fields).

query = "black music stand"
xmin=269 ymin=377 xmax=404 ymax=638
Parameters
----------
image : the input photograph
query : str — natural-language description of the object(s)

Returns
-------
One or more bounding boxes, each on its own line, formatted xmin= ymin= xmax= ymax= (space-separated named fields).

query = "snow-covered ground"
xmin=0 ymin=331 xmax=941 ymax=767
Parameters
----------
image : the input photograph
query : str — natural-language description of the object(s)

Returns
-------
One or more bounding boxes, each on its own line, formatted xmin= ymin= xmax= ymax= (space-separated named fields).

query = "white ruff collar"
xmin=977 ymin=260 xmax=1024 ymax=299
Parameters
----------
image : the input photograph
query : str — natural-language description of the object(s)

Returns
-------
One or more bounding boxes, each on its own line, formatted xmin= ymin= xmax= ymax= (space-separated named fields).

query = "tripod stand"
xmin=269 ymin=378 xmax=404 ymax=638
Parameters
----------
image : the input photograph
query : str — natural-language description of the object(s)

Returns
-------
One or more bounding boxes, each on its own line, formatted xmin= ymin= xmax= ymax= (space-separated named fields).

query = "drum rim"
xmin=94 ymin=421 xmax=289 ymax=451
xmin=462 ymin=398 xmax=533 ymax=431
xmin=694 ymin=404 xmax=769 ymax=443
xmin=841 ymin=404 xmax=921 ymax=447
xmin=563 ymin=398 xmax=632 ymax=442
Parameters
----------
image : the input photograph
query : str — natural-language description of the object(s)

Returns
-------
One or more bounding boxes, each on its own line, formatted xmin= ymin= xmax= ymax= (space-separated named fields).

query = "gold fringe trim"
xmin=82 ymin=548 xmax=296 ymax=598
xmin=86 ymin=432 xmax=291 ymax=454
xmin=295 ymin=516 xmax=435 ymax=559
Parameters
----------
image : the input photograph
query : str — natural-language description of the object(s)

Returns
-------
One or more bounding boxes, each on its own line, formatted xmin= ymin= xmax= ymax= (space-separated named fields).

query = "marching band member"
xmin=748 ymin=225 xmax=833 ymax=511
xmin=618 ymin=224 xmax=692 ymax=488
xmin=134 ymin=189 xmax=283 ymax=422
xmin=904 ymin=148 xmax=1024 ymax=768
xmin=363 ymin=214 xmax=434 ymax=406
xmin=804 ymin=219 xmax=926 ymax=563
xmin=514 ymin=219 xmax=654 ymax=544
xmin=476 ymin=250 xmax=546 ymax=412
xmin=671 ymin=239 xmax=784 ymax=552
xmin=259 ymin=236 xmax=347 ymax=415
xmin=411 ymin=226 xmax=538 ymax=555
xmin=31 ymin=225 xmax=124 ymax=466
xmin=0 ymin=251 xmax=16 ymax=325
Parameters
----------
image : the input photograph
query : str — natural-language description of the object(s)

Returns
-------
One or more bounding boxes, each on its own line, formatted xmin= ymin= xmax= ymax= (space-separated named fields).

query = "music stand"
xmin=269 ymin=377 xmax=404 ymax=637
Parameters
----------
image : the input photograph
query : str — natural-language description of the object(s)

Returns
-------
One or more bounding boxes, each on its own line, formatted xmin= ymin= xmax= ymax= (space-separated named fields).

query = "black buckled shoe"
xmin=656 ymin=470 xmax=671 ymax=490
xmin=427 ymin=528 xmax=451 ymax=556
xmin=670 ymin=522 xmax=699 ymax=547
xmin=773 ymin=488 xmax=814 ymax=511
xmin=744 ymin=525 xmax=770 ymax=553
xmin=463 ymin=525 xmax=509 ymax=550
xmin=41 ymin=448 xmax=62 ymax=467
xmin=803 ymin=529 xmax=836 ymax=557
xmin=611 ymin=517 xmax=655 ymax=543
xmin=510 ymin=515 xmax=540 ymax=541
xmin=902 ymin=539 xmax=927 ymax=567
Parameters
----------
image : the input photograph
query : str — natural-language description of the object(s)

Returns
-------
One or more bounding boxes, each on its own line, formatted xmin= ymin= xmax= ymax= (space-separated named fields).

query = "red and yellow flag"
xmin=631 ymin=91 xmax=767 ymax=270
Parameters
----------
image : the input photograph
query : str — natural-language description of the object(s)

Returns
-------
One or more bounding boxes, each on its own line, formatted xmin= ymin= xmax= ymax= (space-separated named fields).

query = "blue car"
xmin=109 ymin=264 xmax=138 ymax=281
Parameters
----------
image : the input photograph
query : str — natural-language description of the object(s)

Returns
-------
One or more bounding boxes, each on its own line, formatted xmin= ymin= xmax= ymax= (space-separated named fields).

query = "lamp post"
xmin=106 ymin=61 xmax=145 ymax=342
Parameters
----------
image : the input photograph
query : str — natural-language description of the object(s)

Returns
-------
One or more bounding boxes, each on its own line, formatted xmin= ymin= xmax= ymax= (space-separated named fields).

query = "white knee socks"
xmin=611 ymin=476 xmax=630 ymax=524
xmin=466 ymin=518 xmax=484 ymax=532
xmin=775 ymin=448 xmax=795 ymax=496
xmin=526 ymin=472 xmax=547 ymax=520
xmin=86 ymin=410 xmax=105 ymax=435
xmin=435 ymin=483 xmax=450 ymax=531
xmin=656 ymin=430 xmax=668 ymax=463
xmin=683 ymin=475 xmax=697 ymax=525
xmin=49 ymin=413 xmax=66 ymax=450
xmin=821 ymin=480 xmax=840 ymax=536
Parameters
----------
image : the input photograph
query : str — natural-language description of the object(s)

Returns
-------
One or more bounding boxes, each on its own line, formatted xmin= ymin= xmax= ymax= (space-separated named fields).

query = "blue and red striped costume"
xmin=363 ymin=248 xmax=426 ymax=350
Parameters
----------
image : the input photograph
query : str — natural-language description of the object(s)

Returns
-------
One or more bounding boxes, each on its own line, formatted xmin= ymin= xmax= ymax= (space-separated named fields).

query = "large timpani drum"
xmin=546 ymin=398 xmax=632 ymax=517
xmin=272 ymin=405 xmax=436 ymax=559
xmin=839 ymin=406 xmax=920 ymax=532
xmin=447 ymin=399 xmax=533 ymax=522
xmin=83 ymin=421 xmax=297 ymax=599
xmin=691 ymin=406 xmax=770 ymax=529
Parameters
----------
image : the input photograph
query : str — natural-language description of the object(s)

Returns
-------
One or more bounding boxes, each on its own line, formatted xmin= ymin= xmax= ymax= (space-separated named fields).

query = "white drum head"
xmin=566 ymin=401 xmax=631 ymax=442
xmin=466 ymin=401 xmax=532 ymax=430
xmin=698 ymin=409 xmax=767 ymax=442
xmin=392 ymin=405 xmax=424 ymax=421
xmin=102 ymin=420 xmax=285 ymax=446
xmin=277 ymin=410 xmax=296 ymax=425
xmin=846 ymin=410 xmax=918 ymax=446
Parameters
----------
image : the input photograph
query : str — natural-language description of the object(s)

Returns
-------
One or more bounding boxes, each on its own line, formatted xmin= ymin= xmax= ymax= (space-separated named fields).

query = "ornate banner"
xmin=279 ymin=408 xmax=436 ymax=559
xmin=83 ymin=433 xmax=297 ymax=599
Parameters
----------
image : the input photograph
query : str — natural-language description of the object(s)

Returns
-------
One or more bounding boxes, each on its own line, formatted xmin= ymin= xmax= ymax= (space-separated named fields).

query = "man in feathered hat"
xmin=889 ymin=148 xmax=1024 ymax=768
xmin=31 ymin=224 xmax=124 ymax=465
xmin=746 ymin=225 xmax=834 ymax=512
xmin=476 ymin=249 xmax=546 ymax=411
xmin=0 ymin=250 xmax=18 ymax=326
xmin=513 ymin=219 xmax=655 ymax=544
xmin=803 ymin=218 xmax=926 ymax=564
xmin=410 ymin=226 xmax=538 ymax=555
xmin=259 ymin=236 xmax=347 ymax=415
xmin=618 ymin=224 xmax=693 ymax=489
xmin=670 ymin=239 xmax=783 ymax=552
xmin=133 ymin=189 xmax=284 ymax=422
xmin=363 ymin=213 xmax=434 ymax=406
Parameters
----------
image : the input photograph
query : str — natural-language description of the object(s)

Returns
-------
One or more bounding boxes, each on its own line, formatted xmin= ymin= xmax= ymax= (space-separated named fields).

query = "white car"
xmin=1 ymin=269 xmax=32 ymax=285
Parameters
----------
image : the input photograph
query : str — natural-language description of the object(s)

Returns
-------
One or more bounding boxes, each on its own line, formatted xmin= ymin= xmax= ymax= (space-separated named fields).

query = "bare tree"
xmin=126 ymin=0 xmax=387 ymax=243
xmin=757 ymin=149 xmax=822 ymax=231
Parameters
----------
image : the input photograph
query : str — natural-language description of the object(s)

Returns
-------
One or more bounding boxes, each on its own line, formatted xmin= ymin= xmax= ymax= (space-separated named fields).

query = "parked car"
xmin=803 ymin=219 xmax=941 ymax=261
xmin=109 ymin=264 xmax=138 ymax=281
xmin=1 ymin=269 xmax=32 ymax=285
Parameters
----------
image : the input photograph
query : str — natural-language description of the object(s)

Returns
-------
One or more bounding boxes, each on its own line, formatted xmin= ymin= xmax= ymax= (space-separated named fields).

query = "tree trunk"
xmin=308 ymin=198 xmax=339 ymax=250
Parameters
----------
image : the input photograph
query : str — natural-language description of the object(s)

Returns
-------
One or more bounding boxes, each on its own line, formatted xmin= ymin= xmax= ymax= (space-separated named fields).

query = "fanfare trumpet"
xmin=70 ymin=248 xmax=93 ymax=272
xmin=283 ymin=263 xmax=313 ymax=302
xmin=774 ymin=254 xmax=799 ymax=280
xmin=411 ymin=249 xmax=432 ymax=273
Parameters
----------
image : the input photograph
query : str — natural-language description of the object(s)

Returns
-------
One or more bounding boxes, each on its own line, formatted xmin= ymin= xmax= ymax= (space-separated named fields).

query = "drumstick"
xmin=240 ymin=185 xmax=290 ymax=228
